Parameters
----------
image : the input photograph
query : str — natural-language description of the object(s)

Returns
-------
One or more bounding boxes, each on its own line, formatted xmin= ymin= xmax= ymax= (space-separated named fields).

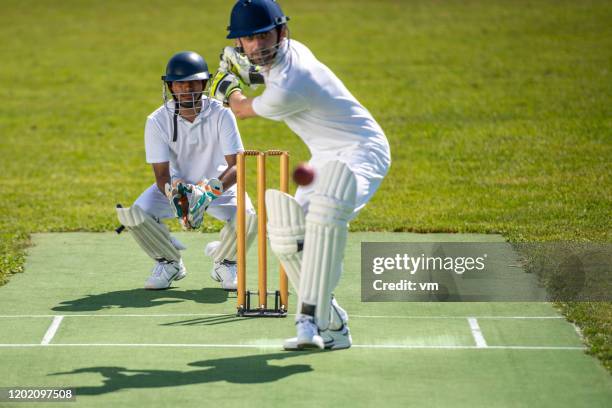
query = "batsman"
xmin=211 ymin=0 xmax=391 ymax=350
xmin=117 ymin=51 xmax=258 ymax=291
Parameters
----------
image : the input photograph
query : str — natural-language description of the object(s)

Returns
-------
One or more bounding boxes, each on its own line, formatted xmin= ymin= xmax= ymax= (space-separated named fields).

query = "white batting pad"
xmin=208 ymin=211 xmax=257 ymax=262
xmin=266 ymin=189 xmax=305 ymax=291
xmin=116 ymin=205 xmax=182 ymax=263
xmin=299 ymin=160 xmax=356 ymax=329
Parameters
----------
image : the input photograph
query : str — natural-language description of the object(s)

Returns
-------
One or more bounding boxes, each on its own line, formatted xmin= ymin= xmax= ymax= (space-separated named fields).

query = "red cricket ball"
xmin=292 ymin=162 xmax=316 ymax=186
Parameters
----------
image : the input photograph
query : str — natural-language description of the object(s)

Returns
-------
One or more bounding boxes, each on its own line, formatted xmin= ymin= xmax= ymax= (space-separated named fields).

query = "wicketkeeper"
xmin=117 ymin=51 xmax=257 ymax=290
xmin=210 ymin=0 xmax=391 ymax=350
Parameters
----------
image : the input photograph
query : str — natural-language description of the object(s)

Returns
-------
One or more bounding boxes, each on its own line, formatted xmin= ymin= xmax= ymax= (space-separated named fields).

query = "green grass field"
xmin=0 ymin=0 xmax=611 ymax=405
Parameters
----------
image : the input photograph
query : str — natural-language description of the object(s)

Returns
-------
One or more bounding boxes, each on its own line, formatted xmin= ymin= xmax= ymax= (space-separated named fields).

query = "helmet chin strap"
xmin=164 ymin=82 xmax=180 ymax=142
xmin=173 ymin=104 xmax=179 ymax=142
xmin=173 ymin=94 xmax=203 ymax=142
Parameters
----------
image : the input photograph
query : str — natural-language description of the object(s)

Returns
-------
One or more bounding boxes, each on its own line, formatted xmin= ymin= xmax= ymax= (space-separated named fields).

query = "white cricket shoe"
xmin=210 ymin=261 xmax=238 ymax=291
xmin=284 ymin=298 xmax=351 ymax=351
xmin=320 ymin=325 xmax=352 ymax=350
xmin=284 ymin=315 xmax=324 ymax=350
xmin=284 ymin=324 xmax=352 ymax=351
xmin=144 ymin=259 xmax=186 ymax=290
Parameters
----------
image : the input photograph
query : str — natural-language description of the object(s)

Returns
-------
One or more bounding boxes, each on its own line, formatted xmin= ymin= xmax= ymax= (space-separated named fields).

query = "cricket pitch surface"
xmin=0 ymin=233 xmax=610 ymax=407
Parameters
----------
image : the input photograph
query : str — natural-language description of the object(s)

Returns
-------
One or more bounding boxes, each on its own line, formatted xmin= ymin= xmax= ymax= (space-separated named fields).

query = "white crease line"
xmin=0 ymin=343 xmax=586 ymax=350
xmin=0 ymin=314 xmax=565 ymax=319
xmin=354 ymin=345 xmax=585 ymax=350
xmin=355 ymin=345 xmax=586 ymax=350
xmin=468 ymin=317 xmax=488 ymax=348
xmin=40 ymin=316 xmax=64 ymax=345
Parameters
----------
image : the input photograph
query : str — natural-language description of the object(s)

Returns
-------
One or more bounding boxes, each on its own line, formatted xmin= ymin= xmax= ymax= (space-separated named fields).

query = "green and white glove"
xmin=165 ymin=180 xmax=191 ymax=230
xmin=209 ymin=70 xmax=243 ymax=106
xmin=164 ymin=179 xmax=223 ymax=230
xmin=185 ymin=178 xmax=223 ymax=229
xmin=220 ymin=46 xmax=264 ymax=87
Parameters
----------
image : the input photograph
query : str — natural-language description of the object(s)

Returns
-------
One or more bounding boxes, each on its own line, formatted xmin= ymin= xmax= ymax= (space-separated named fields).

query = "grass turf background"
xmin=0 ymin=0 xmax=610 ymax=370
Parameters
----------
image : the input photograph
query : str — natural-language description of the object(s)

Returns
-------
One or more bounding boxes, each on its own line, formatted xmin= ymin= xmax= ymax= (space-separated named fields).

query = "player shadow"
xmin=160 ymin=314 xmax=245 ymax=326
xmin=52 ymin=288 xmax=230 ymax=312
xmin=50 ymin=352 xmax=314 ymax=396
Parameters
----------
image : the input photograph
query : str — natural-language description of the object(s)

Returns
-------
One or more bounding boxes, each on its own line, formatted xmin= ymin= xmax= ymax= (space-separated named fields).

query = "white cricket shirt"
xmin=252 ymin=39 xmax=391 ymax=176
xmin=144 ymin=98 xmax=243 ymax=185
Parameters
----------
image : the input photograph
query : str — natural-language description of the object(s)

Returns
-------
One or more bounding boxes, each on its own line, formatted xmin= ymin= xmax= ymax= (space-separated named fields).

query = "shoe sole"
xmin=295 ymin=344 xmax=324 ymax=351
xmin=296 ymin=338 xmax=325 ymax=350
xmin=326 ymin=342 xmax=351 ymax=350
xmin=284 ymin=339 xmax=327 ymax=351
xmin=144 ymin=269 xmax=185 ymax=290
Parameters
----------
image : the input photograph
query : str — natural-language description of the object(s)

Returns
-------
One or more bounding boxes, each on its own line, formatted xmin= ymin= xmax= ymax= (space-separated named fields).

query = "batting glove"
xmin=220 ymin=46 xmax=264 ymax=87
xmin=210 ymin=70 xmax=243 ymax=106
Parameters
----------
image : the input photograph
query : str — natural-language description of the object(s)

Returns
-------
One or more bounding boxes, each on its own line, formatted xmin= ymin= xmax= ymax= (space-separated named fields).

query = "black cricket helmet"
xmin=162 ymin=51 xmax=209 ymax=82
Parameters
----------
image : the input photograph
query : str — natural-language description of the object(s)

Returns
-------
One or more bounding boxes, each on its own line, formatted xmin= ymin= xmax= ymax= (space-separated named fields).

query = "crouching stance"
xmin=117 ymin=51 xmax=257 ymax=290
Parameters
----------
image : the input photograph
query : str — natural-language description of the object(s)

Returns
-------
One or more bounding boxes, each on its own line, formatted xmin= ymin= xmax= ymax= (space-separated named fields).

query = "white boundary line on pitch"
xmin=0 ymin=314 xmax=566 ymax=319
xmin=40 ymin=316 xmax=63 ymax=345
xmin=468 ymin=318 xmax=488 ymax=348
xmin=0 ymin=343 xmax=586 ymax=350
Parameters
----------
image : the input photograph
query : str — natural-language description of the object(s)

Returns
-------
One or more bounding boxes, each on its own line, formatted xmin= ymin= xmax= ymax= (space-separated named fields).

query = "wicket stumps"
xmin=236 ymin=150 xmax=289 ymax=317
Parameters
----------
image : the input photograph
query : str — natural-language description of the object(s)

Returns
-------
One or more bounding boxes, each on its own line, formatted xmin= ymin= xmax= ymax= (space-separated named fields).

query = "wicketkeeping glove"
xmin=165 ymin=180 xmax=191 ymax=230
xmin=185 ymin=178 xmax=223 ymax=229
xmin=220 ymin=46 xmax=264 ymax=87
xmin=209 ymin=70 xmax=243 ymax=106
